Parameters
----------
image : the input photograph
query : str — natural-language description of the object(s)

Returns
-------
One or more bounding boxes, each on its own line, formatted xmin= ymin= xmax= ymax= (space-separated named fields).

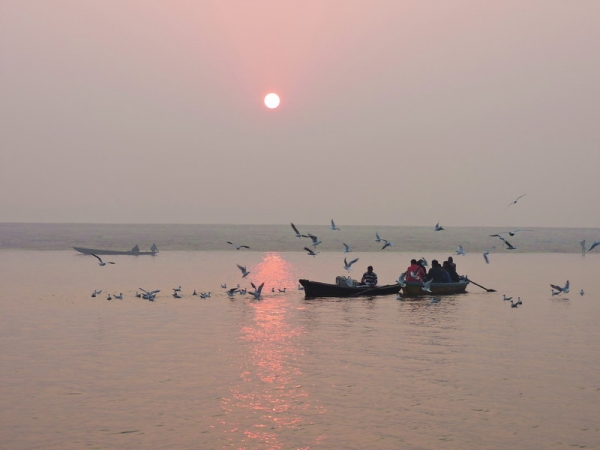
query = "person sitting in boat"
xmin=131 ymin=244 xmax=140 ymax=253
xmin=151 ymin=243 xmax=159 ymax=253
xmin=426 ymin=260 xmax=451 ymax=283
xmin=443 ymin=260 xmax=460 ymax=282
xmin=447 ymin=256 xmax=456 ymax=271
xmin=360 ymin=266 xmax=378 ymax=287
xmin=406 ymin=259 xmax=425 ymax=282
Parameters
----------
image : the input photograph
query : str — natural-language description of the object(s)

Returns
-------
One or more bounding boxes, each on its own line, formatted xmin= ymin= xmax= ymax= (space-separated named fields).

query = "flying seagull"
xmin=506 ymin=194 xmax=527 ymax=209
xmin=304 ymin=247 xmax=319 ymax=257
xmin=397 ymin=273 xmax=406 ymax=287
xmin=343 ymin=257 xmax=359 ymax=271
xmin=550 ymin=280 xmax=569 ymax=294
xmin=342 ymin=243 xmax=352 ymax=253
xmin=490 ymin=229 xmax=532 ymax=237
xmin=483 ymin=246 xmax=496 ymax=264
xmin=381 ymin=239 xmax=393 ymax=250
xmin=90 ymin=254 xmax=115 ymax=266
xmin=236 ymin=264 xmax=250 ymax=278
xmin=497 ymin=236 xmax=517 ymax=250
xmin=588 ymin=241 xmax=600 ymax=252
xmin=422 ymin=279 xmax=433 ymax=293
xmin=306 ymin=233 xmax=322 ymax=247
xmin=456 ymin=245 xmax=466 ymax=256
xmin=228 ymin=241 xmax=250 ymax=250
xmin=375 ymin=231 xmax=382 ymax=243
xmin=329 ymin=219 xmax=340 ymax=231
xmin=290 ymin=222 xmax=303 ymax=238
xmin=434 ymin=222 xmax=444 ymax=231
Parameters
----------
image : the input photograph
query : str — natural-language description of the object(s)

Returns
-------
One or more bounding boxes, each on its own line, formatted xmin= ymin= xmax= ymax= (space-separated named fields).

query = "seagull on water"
xmin=107 ymin=294 xmax=112 ymax=300
xmin=304 ymin=247 xmax=319 ymax=257
xmin=343 ymin=243 xmax=352 ymax=253
xmin=297 ymin=284 xmax=304 ymax=291
xmin=173 ymin=286 xmax=181 ymax=292
xmin=228 ymin=241 xmax=250 ymax=250
xmin=279 ymin=288 xmax=286 ymax=293
xmin=226 ymin=288 xmax=239 ymax=298
xmin=456 ymin=245 xmax=466 ymax=256
xmin=550 ymin=280 xmax=569 ymax=294
xmin=139 ymin=288 xmax=160 ymax=301
xmin=483 ymin=246 xmax=496 ymax=264
xmin=343 ymin=257 xmax=359 ymax=271
xmin=434 ymin=222 xmax=444 ymax=231
xmin=237 ymin=264 xmax=251 ymax=278
xmin=503 ymin=295 xmax=513 ymax=301
xmin=192 ymin=290 xmax=198 ymax=296
xmin=580 ymin=289 xmax=585 ymax=296
xmin=381 ymin=239 xmax=393 ymax=250
xmin=516 ymin=297 xmax=522 ymax=305
xmin=510 ymin=300 xmax=519 ymax=308
xmin=114 ymin=293 xmax=123 ymax=300
xmin=290 ymin=222 xmax=303 ymax=238
xmin=430 ymin=297 xmax=440 ymax=304
xmin=90 ymin=254 xmax=115 ymax=266
xmin=329 ymin=219 xmax=340 ymax=231
xmin=588 ymin=241 xmax=600 ymax=252
xmin=221 ymin=284 xmax=227 ymax=289
xmin=172 ymin=290 xmax=182 ymax=298
xmin=249 ymin=282 xmax=265 ymax=300
xmin=506 ymin=194 xmax=527 ymax=209
xmin=91 ymin=289 xmax=102 ymax=297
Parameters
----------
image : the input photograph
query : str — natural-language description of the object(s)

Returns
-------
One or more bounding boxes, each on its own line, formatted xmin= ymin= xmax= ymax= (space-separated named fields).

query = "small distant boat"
xmin=73 ymin=245 xmax=158 ymax=256
xmin=401 ymin=279 xmax=470 ymax=297
xmin=299 ymin=279 xmax=401 ymax=299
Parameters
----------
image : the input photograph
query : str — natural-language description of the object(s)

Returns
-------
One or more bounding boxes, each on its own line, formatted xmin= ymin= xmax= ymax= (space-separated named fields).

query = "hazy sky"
xmin=1 ymin=1 xmax=599 ymax=227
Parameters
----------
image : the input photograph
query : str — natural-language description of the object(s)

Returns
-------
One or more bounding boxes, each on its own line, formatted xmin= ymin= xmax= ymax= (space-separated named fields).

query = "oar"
xmin=466 ymin=278 xmax=496 ymax=292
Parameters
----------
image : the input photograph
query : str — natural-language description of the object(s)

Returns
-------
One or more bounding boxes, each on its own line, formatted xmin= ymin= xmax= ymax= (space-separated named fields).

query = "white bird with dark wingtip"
xmin=290 ymin=222 xmax=303 ymax=238
xmin=506 ymin=194 xmax=527 ymax=209
xmin=305 ymin=233 xmax=322 ymax=247
xmin=430 ymin=297 xmax=440 ymax=304
xmin=329 ymin=219 xmax=340 ymax=231
xmin=497 ymin=236 xmax=518 ymax=250
xmin=550 ymin=280 xmax=569 ymax=294
xmin=226 ymin=288 xmax=239 ymax=298
xmin=375 ymin=231 xmax=382 ymax=243
xmin=381 ymin=239 xmax=393 ymax=250
xmin=343 ymin=243 xmax=352 ymax=253
xmin=91 ymin=289 xmax=102 ymax=297
xmin=456 ymin=245 xmax=466 ymax=256
xmin=90 ymin=253 xmax=115 ymax=266
xmin=228 ymin=241 xmax=250 ymax=250
xmin=419 ymin=257 xmax=428 ymax=267
xmin=249 ymin=282 xmax=265 ymax=300
xmin=139 ymin=288 xmax=160 ymax=301
xmin=343 ymin=257 xmax=359 ymax=271
xmin=490 ymin=229 xmax=532 ymax=237
xmin=304 ymin=247 xmax=319 ymax=257
xmin=483 ymin=246 xmax=496 ymax=264
xmin=422 ymin=279 xmax=433 ymax=293
xmin=434 ymin=222 xmax=444 ymax=231
xmin=588 ymin=241 xmax=600 ymax=252
xmin=114 ymin=293 xmax=123 ymax=300
xmin=397 ymin=273 xmax=407 ymax=287
xmin=172 ymin=290 xmax=182 ymax=298
xmin=237 ymin=264 xmax=250 ymax=278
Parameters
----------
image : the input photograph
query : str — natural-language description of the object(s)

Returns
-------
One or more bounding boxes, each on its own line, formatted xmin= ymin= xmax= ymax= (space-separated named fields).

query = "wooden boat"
xmin=299 ymin=279 xmax=401 ymax=299
xmin=401 ymin=279 xmax=470 ymax=297
xmin=73 ymin=246 xmax=158 ymax=256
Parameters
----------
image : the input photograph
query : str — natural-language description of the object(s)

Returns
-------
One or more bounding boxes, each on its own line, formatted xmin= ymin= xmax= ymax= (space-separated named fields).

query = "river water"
xmin=1 ymin=224 xmax=599 ymax=449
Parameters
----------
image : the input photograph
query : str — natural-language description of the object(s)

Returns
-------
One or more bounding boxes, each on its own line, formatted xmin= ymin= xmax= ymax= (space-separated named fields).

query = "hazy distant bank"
xmin=0 ymin=223 xmax=596 ymax=253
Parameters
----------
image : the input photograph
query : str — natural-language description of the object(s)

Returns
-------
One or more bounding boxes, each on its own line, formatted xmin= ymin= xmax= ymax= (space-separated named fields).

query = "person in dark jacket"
xmin=427 ymin=260 xmax=451 ymax=283
xmin=443 ymin=260 xmax=460 ymax=282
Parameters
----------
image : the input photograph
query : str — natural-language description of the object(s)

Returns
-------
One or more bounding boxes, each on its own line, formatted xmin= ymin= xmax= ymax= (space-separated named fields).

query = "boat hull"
xmin=299 ymin=279 xmax=400 ymax=299
xmin=73 ymin=247 xmax=157 ymax=256
xmin=401 ymin=280 xmax=469 ymax=297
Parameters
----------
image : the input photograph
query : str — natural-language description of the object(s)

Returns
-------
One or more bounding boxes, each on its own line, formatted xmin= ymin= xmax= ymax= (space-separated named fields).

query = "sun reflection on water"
xmin=219 ymin=253 xmax=320 ymax=449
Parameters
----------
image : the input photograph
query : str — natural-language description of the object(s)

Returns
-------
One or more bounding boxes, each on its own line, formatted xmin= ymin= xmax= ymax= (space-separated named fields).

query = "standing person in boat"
xmin=151 ymin=243 xmax=159 ymax=253
xmin=406 ymin=259 xmax=425 ymax=282
xmin=426 ymin=260 xmax=451 ymax=283
xmin=443 ymin=260 xmax=460 ymax=282
xmin=360 ymin=266 xmax=378 ymax=287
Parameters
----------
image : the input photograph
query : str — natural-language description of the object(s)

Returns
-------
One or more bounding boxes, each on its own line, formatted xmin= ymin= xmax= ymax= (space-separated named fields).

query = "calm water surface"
xmin=1 ymin=225 xmax=600 ymax=449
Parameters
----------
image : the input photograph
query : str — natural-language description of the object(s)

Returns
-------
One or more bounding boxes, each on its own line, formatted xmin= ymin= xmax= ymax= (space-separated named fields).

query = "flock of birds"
xmin=86 ymin=194 xmax=597 ymax=305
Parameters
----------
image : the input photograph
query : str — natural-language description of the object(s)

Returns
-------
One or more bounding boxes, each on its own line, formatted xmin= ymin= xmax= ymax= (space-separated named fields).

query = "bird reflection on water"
xmin=219 ymin=253 xmax=322 ymax=448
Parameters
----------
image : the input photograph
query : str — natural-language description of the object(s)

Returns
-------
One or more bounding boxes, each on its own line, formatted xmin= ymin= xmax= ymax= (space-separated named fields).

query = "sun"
xmin=264 ymin=93 xmax=280 ymax=109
